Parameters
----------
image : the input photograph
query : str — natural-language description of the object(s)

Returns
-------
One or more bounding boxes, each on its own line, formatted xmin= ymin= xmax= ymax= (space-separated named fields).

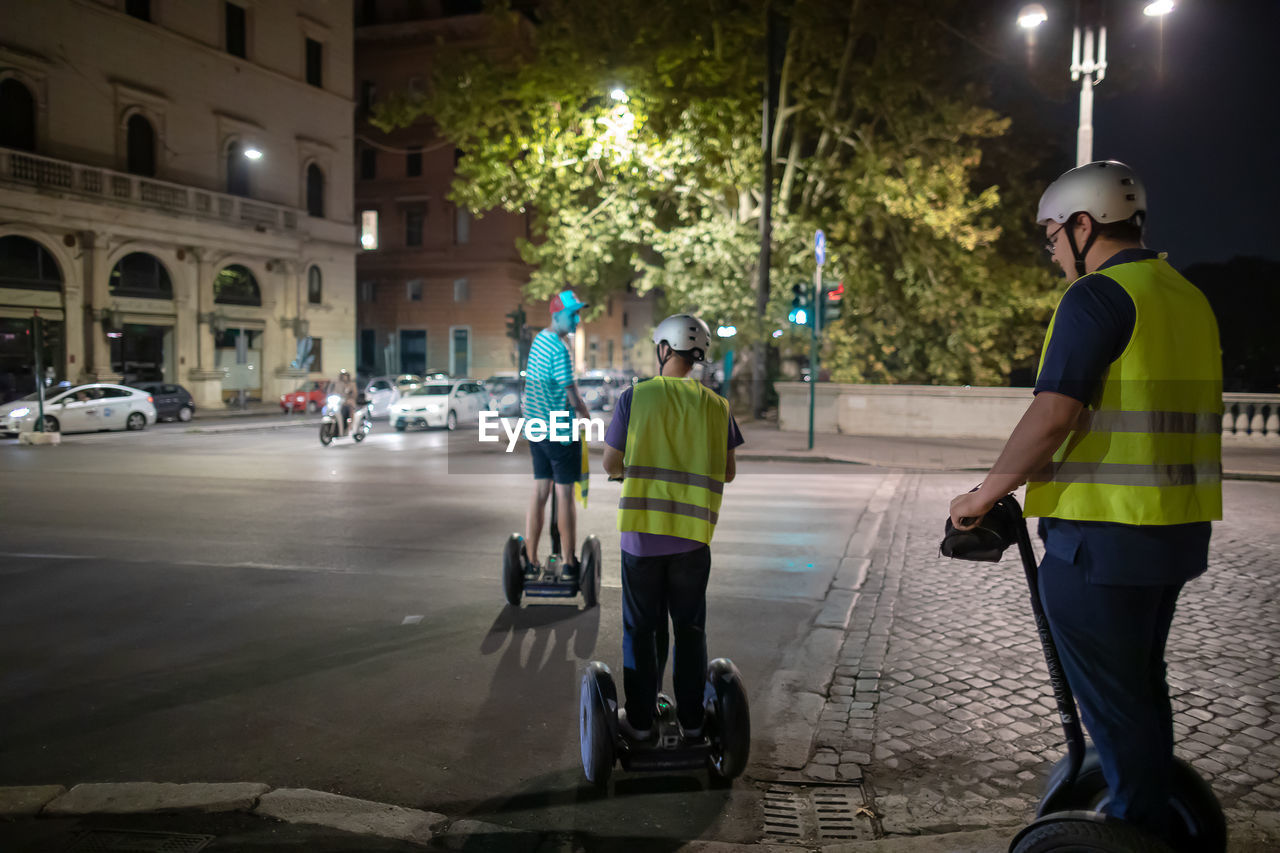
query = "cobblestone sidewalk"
xmin=803 ymin=472 xmax=1280 ymax=838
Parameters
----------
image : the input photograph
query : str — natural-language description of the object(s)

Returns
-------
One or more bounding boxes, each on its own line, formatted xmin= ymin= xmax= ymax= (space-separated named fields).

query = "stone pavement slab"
xmin=800 ymin=471 xmax=1280 ymax=846
xmin=0 ymin=785 xmax=65 ymax=817
xmin=44 ymin=781 xmax=270 ymax=815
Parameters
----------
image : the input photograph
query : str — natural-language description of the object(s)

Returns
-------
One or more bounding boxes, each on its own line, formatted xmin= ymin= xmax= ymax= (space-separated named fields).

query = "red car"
xmin=280 ymin=380 xmax=327 ymax=413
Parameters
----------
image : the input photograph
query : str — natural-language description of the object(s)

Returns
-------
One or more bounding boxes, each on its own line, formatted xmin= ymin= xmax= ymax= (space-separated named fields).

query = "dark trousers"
xmin=1038 ymin=552 xmax=1184 ymax=837
xmin=620 ymin=546 xmax=711 ymax=731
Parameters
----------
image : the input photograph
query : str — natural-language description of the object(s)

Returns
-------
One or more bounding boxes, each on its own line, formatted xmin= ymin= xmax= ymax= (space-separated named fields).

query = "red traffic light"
xmin=825 ymin=282 xmax=844 ymax=302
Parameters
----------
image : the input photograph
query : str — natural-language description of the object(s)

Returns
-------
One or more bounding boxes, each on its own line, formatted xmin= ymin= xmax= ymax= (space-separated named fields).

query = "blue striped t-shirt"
xmin=523 ymin=328 xmax=574 ymax=428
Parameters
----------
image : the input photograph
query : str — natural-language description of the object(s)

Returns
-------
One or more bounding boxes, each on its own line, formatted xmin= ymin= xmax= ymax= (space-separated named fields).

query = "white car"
xmin=1 ymin=383 xmax=157 ymax=436
xmin=391 ymin=379 xmax=493 ymax=432
xmin=363 ymin=376 xmax=402 ymax=419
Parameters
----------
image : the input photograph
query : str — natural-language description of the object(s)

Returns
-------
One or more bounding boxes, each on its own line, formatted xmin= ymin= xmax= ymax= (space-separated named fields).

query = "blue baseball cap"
xmin=550 ymin=289 xmax=588 ymax=314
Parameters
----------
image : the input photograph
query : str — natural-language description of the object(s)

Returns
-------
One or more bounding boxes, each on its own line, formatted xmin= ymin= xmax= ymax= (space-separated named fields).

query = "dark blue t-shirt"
xmin=1034 ymin=248 xmax=1211 ymax=586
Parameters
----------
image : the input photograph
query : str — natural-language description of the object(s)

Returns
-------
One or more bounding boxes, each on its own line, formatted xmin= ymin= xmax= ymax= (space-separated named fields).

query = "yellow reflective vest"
xmin=618 ymin=377 xmax=730 ymax=544
xmin=1025 ymin=256 xmax=1223 ymax=525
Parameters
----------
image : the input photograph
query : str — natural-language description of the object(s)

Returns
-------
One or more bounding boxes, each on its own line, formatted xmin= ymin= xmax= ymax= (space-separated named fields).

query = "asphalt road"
xmin=0 ymin=419 xmax=885 ymax=847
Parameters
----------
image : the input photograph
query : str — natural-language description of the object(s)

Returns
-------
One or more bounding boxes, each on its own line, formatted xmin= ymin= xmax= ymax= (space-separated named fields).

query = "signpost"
xmin=808 ymin=230 xmax=825 ymax=450
xmin=32 ymin=310 xmax=46 ymax=433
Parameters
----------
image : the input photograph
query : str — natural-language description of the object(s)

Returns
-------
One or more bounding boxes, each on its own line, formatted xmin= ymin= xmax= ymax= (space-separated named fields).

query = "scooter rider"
xmin=327 ymin=369 xmax=358 ymax=436
xmin=602 ymin=314 xmax=744 ymax=742
xmin=523 ymin=290 xmax=593 ymax=578
xmin=949 ymin=161 xmax=1223 ymax=842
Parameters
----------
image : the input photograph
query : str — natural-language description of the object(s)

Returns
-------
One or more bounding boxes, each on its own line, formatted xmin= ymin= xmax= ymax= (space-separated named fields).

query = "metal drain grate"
xmin=64 ymin=829 xmax=215 ymax=853
xmin=761 ymin=784 xmax=875 ymax=844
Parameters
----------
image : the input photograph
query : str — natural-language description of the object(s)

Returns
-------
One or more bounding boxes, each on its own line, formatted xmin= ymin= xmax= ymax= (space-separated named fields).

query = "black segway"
xmin=502 ymin=491 xmax=601 ymax=608
xmin=940 ymin=495 xmax=1226 ymax=853
xmin=578 ymin=657 xmax=750 ymax=789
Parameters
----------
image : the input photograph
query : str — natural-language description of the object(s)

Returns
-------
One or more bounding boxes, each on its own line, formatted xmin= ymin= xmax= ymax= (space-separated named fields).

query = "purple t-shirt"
xmin=605 ymin=382 xmax=745 ymax=556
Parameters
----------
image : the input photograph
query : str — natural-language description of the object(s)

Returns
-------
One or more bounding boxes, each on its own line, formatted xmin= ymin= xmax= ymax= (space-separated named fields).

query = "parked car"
xmin=577 ymin=374 xmax=621 ymax=412
xmin=1 ymin=383 xmax=156 ymax=435
xmin=483 ymin=373 xmax=524 ymax=417
xmin=280 ymin=380 xmax=328 ymax=414
xmin=391 ymin=379 xmax=493 ymax=431
xmin=131 ymin=382 xmax=195 ymax=422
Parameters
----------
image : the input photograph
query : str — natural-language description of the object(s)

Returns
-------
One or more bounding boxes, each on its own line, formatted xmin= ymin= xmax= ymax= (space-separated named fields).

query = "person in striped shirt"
xmin=523 ymin=289 xmax=592 ymax=578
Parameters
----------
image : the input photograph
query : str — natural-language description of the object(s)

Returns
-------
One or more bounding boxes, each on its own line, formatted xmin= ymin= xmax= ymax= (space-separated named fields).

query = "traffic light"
xmin=821 ymin=281 xmax=844 ymax=326
xmin=505 ymin=306 xmax=526 ymax=341
xmin=788 ymin=283 xmax=811 ymax=326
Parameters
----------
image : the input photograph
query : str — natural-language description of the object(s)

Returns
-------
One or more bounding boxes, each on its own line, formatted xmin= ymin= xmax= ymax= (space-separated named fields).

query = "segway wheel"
xmin=579 ymin=535 xmax=602 ymax=608
xmin=503 ymin=534 xmax=525 ymax=606
xmin=1041 ymin=749 xmax=1225 ymax=853
xmin=579 ymin=661 xmax=617 ymax=789
xmin=705 ymin=658 xmax=750 ymax=781
xmin=1011 ymin=816 xmax=1176 ymax=852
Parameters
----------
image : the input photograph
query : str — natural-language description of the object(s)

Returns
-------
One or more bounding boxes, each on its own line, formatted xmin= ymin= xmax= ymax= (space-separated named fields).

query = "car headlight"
xmin=9 ymin=407 xmax=30 ymax=418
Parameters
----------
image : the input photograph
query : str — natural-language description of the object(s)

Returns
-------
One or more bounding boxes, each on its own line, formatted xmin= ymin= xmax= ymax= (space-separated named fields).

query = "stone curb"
xmin=43 ymin=782 xmax=269 ymax=815
xmin=256 ymin=787 xmax=448 ymax=847
xmin=0 ymin=785 xmax=66 ymax=817
xmin=185 ymin=418 xmax=322 ymax=434
xmin=737 ymin=450 xmax=1280 ymax=481
xmin=5 ymin=781 xmax=1277 ymax=850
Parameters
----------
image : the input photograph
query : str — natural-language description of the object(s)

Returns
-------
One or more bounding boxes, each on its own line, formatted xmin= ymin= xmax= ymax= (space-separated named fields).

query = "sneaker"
xmin=560 ymin=557 xmax=580 ymax=582
xmin=617 ymin=709 xmax=653 ymax=743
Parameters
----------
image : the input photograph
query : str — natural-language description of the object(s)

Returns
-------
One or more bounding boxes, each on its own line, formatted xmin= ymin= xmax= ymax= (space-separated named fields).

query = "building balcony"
xmin=0 ymin=146 xmax=300 ymax=234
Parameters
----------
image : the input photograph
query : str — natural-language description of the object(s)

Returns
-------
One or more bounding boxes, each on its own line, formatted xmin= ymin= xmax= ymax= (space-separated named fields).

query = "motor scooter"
xmin=320 ymin=393 xmax=372 ymax=446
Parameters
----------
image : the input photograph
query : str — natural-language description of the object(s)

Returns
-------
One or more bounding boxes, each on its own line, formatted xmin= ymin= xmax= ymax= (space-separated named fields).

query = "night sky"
xmin=1030 ymin=0 xmax=1279 ymax=269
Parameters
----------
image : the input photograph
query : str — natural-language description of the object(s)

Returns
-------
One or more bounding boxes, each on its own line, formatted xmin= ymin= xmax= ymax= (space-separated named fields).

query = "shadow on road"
xmin=441 ymin=604 xmax=739 ymax=851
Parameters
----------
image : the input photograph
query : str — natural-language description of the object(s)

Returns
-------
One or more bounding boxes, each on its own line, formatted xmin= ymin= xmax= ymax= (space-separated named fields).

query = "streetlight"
xmin=1018 ymin=3 xmax=1173 ymax=167
xmin=243 ymin=147 xmax=263 ymax=161
xmin=716 ymin=325 xmax=737 ymax=338
xmin=609 ymin=87 xmax=628 ymax=103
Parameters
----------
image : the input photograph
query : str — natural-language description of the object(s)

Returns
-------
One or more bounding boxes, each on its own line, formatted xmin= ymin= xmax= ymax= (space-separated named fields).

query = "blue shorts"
xmin=530 ymin=438 xmax=581 ymax=485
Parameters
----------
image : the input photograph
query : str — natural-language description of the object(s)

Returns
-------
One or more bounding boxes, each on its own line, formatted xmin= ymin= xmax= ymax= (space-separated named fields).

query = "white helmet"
xmin=1036 ymin=160 xmax=1147 ymax=227
xmin=652 ymin=314 xmax=711 ymax=362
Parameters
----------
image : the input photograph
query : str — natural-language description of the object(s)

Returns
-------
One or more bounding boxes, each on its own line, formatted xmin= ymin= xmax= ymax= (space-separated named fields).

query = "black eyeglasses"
xmin=1044 ymin=222 xmax=1067 ymax=255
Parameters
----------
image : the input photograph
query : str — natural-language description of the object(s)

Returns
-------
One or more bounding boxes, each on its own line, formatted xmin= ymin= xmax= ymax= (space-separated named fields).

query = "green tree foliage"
xmin=375 ymin=0 xmax=1060 ymax=385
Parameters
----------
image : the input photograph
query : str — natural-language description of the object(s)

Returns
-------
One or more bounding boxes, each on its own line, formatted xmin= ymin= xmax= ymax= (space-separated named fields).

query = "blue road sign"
xmin=815 ymin=229 xmax=826 ymax=267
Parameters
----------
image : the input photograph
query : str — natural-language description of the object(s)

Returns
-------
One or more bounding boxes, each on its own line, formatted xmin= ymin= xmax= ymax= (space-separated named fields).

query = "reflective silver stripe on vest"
xmin=1076 ymin=409 xmax=1222 ymax=434
xmin=618 ymin=497 xmax=719 ymax=525
xmin=1033 ymin=460 xmax=1223 ymax=488
xmin=624 ymin=465 xmax=725 ymax=495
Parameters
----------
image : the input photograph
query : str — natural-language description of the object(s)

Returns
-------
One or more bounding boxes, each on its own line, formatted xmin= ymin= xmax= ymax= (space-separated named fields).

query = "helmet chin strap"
xmin=656 ymin=343 xmax=672 ymax=374
xmin=1064 ymin=215 xmax=1099 ymax=279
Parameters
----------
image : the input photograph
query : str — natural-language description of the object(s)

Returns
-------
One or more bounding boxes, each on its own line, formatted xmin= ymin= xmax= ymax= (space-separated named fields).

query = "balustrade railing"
xmin=1222 ymin=394 xmax=1280 ymax=441
xmin=1 ymin=147 xmax=299 ymax=233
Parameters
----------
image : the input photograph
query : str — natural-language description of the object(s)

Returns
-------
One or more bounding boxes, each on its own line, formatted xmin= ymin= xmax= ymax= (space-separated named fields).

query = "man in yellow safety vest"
xmin=950 ymin=161 xmax=1223 ymax=842
xmin=603 ymin=313 xmax=744 ymax=742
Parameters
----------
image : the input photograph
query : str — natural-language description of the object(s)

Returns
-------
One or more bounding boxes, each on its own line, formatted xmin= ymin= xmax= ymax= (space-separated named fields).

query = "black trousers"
xmin=620 ymin=546 xmax=711 ymax=731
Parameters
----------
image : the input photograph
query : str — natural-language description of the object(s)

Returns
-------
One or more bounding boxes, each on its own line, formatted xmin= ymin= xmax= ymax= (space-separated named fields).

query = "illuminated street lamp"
xmin=1019 ymin=3 xmax=1173 ymax=166
xmin=243 ymin=147 xmax=264 ymax=161
xmin=716 ymin=325 xmax=737 ymax=338
xmin=609 ymin=87 xmax=628 ymax=103
xmin=1017 ymin=4 xmax=1047 ymax=29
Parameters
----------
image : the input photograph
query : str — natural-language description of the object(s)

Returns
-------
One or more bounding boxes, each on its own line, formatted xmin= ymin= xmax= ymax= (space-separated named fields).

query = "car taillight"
xmin=147 ymin=396 xmax=154 ymax=403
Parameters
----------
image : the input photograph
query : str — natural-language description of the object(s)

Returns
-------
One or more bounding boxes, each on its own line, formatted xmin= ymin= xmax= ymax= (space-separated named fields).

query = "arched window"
xmin=306 ymin=163 xmax=325 ymax=218
xmin=307 ymin=265 xmax=322 ymax=304
xmin=126 ymin=114 xmax=156 ymax=177
xmin=214 ymin=264 xmax=261 ymax=306
xmin=109 ymin=252 xmax=172 ymax=298
xmin=0 ymin=235 xmax=61 ymax=290
xmin=226 ymin=140 xmax=250 ymax=197
xmin=0 ymin=79 xmax=37 ymax=152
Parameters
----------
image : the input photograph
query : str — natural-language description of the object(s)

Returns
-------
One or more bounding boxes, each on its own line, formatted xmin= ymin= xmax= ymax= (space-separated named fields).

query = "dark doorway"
xmin=226 ymin=141 xmax=250 ymax=197
xmin=399 ymin=330 xmax=426 ymax=374
xmin=0 ymin=79 xmax=37 ymax=152
xmin=111 ymin=323 xmax=169 ymax=385
xmin=126 ymin=114 xmax=156 ymax=176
